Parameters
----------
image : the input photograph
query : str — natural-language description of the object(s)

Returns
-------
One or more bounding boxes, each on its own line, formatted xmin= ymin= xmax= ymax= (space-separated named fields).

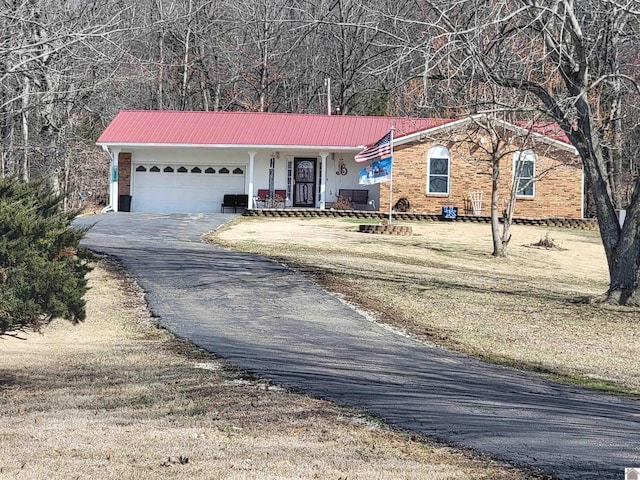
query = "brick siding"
xmin=379 ymin=129 xmax=583 ymax=219
xmin=118 ymin=152 xmax=132 ymax=196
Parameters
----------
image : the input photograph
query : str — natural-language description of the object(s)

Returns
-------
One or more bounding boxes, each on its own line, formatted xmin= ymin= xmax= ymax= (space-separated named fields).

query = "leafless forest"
xmin=1 ymin=0 xmax=639 ymax=301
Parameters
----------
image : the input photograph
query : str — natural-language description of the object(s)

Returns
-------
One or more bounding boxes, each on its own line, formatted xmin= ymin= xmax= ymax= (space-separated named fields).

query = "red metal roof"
xmin=514 ymin=120 xmax=571 ymax=145
xmin=97 ymin=110 xmax=455 ymax=148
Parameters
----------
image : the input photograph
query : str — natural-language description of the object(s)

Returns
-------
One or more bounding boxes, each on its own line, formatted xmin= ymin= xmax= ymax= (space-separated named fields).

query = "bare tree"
xmin=454 ymin=115 xmax=573 ymax=256
xmin=0 ymin=0 xmax=131 ymax=199
xmin=359 ymin=0 xmax=640 ymax=304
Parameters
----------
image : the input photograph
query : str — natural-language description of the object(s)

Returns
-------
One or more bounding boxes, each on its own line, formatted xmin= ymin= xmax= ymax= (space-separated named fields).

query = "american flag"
xmin=354 ymin=131 xmax=392 ymax=163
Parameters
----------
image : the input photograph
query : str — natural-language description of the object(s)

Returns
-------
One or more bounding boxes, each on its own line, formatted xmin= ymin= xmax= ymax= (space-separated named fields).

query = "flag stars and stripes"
xmin=355 ymin=131 xmax=392 ymax=163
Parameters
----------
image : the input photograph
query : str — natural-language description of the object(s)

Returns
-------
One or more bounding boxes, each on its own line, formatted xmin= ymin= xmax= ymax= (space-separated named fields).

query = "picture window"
xmin=514 ymin=150 xmax=536 ymax=197
xmin=427 ymin=146 xmax=450 ymax=195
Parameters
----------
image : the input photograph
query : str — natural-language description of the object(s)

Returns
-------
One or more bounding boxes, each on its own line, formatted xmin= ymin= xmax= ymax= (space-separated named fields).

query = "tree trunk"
xmin=21 ymin=79 xmax=30 ymax=182
xmin=180 ymin=0 xmax=193 ymax=111
xmin=597 ymin=181 xmax=640 ymax=305
xmin=259 ymin=41 xmax=268 ymax=112
xmin=577 ymin=121 xmax=640 ymax=305
xmin=490 ymin=155 xmax=505 ymax=256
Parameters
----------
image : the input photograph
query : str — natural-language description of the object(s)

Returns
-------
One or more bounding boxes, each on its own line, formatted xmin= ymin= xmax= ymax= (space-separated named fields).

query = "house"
xmin=97 ymin=111 xmax=584 ymax=218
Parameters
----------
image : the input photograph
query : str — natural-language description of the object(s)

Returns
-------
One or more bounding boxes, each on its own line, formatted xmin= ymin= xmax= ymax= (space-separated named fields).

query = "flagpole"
xmin=388 ymin=126 xmax=395 ymax=225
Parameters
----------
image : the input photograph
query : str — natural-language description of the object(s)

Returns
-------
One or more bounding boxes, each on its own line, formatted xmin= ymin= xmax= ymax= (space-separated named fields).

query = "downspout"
xmin=101 ymin=145 xmax=114 ymax=213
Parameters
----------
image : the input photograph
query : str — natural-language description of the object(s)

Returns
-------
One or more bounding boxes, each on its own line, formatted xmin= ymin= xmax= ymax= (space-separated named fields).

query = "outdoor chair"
xmin=254 ymin=189 xmax=287 ymax=208
xmin=221 ymin=194 xmax=238 ymax=213
xmin=235 ymin=194 xmax=249 ymax=212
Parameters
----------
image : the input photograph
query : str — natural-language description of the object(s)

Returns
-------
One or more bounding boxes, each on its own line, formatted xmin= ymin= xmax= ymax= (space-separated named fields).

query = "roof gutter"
xmin=96 ymin=142 xmax=362 ymax=152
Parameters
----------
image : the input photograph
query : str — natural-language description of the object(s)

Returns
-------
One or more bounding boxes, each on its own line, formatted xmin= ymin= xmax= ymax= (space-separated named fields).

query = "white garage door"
xmin=131 ymin=164 xmax=246 ymax=213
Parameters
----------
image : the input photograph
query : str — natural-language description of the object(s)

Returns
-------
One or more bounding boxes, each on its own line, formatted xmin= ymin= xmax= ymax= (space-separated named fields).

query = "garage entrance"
xmin=131 ymin=164 xmax=246 ymax=213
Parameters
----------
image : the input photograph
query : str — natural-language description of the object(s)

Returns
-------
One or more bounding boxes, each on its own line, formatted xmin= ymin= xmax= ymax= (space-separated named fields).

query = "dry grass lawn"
xmin=212 ymin=217 xmax=640 ymax=394
xmin=0 ymin=262 xmax=538 ymax=480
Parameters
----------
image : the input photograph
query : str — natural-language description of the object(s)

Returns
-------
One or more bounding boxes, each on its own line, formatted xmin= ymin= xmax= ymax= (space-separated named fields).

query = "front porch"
xmin=245 ymin=150 xmax=380 ymax=211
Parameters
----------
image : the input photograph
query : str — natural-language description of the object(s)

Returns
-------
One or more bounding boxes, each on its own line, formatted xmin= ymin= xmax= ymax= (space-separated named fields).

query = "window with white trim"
xmin=286 ymin=160 xmax=293 ymax=201
xmin=427 ymin=145 xmax=450 ymax=194
xmin=513 ymin=150 xmax=536 ymax=197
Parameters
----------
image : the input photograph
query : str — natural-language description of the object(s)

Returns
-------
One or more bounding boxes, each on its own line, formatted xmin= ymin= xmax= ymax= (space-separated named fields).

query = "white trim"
xmin=393 ymin=114 xmax=579 ymax=155
xmin=426 ymin=145 xmax=451 ymax=195
xmin=101 ymin=145 xmax=114 ymax=212
xmin=98 ymin=115 xmax=578 ymax=156
xmin=393 ymin=117 xmax=477 ymax=148
xmin=513 ymin=150 xmax=536 ymax=198
xmin=492 ymin=118 xmax=579 ymax=155
xmin=97 ymin=142 xmax=361 ymax=152
xmin=319 ymin=152 xmax=329 ymax=210
xmin=248 ymin=151 xmax=256 ymax=209
xmin=111 ymin=148 xmax=121 ymax=212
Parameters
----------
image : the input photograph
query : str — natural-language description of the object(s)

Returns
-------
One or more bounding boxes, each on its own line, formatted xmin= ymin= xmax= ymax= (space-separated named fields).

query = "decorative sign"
xmin=336 ymin=159 xmax=348 ymax=175
xmin=442 ymin=206 xmax=458 ymax=220
xmin=112 ymin=167 xmax=118 ymax=182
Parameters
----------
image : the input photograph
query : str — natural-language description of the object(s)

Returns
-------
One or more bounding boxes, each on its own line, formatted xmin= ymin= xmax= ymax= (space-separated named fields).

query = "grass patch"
xmin=209 ymin=217 xmax=640 ymax=395
xmin=0 ymin=261 xmax=540 ymax=479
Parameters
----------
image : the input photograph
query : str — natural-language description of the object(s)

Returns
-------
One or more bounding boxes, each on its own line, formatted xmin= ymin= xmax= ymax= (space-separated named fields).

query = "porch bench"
xmin=221 ymin=194 xmax=249 ymax=213
xmin=338 ymin=189 xmax=369 ymax=209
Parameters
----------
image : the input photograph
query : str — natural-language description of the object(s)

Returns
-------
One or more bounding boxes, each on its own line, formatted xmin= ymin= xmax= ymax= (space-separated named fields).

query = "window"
xmin=205 ymin=167 xmax=215 ymax=174
xmin=177 ymin=166 xmax=188 ymax=173
xmin=163 ymin=166 xmax=174 ymax=173
xmin=287 ymin=160 xmax=293 ymax=201
xmin=513 ymin=150 xmax=536 ymax=197
xmin=218 ymin=167 xmax=230 ymax=174
xmin=232 ymin=167 xmax=244 ymax=174
xmin=427 ymin=145 xmax=450 ymax=194
xmin=135 ymin=165 xmax=147 ymax=172
xmin=150 ymin=166 xmax=160 ymax=172
xmin=191 ymin=167 xmax=202 ymax=174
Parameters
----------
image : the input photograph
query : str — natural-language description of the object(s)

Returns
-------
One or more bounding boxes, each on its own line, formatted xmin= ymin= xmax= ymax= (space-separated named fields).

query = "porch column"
xmin=111 ymin=148 xmax=121 ymax=212
xmin=319 ymin=151 xmax=329 ymax=210
xmin=247 ymin=150 xmax=256 ymax=209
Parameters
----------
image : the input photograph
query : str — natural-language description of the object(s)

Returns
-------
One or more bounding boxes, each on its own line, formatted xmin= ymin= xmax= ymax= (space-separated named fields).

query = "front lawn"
xmin=0 ymin=262 xmax=533 ymax=479
xmin=211 ymin=218 xmax=640 ymax=394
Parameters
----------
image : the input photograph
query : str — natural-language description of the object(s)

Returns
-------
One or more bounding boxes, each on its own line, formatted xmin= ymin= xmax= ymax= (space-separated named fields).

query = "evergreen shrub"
xmin=0 ymin=178 xmax=90 ymax=336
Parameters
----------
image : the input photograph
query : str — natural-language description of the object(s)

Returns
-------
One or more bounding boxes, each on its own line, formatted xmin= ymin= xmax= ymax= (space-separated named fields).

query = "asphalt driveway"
xmin=76 ymin=212 xmax=640 ymax=480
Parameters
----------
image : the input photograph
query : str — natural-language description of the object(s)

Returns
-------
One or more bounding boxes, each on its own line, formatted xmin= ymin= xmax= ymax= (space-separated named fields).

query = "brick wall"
xmin=118 ymin=152 xmax=132 ymax=196
xmin=380 ymin=130 xmax=584 ymax=219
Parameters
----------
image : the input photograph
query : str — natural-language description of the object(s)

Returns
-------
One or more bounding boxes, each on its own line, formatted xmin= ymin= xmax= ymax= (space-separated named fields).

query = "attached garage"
xmin=99 ymin=110 xmax=583 ymax=218
xmin=130 ymin=164 xmax=245 ymax=213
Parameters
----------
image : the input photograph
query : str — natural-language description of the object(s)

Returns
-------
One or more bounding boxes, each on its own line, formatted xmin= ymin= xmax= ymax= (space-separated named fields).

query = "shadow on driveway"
xmin=77 ymin=213 xmax=640 ymax=480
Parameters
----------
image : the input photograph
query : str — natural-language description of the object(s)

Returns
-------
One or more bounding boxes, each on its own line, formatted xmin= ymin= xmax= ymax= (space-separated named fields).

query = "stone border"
xmin=358 ymin=224 xmax=413 ymax=235
xmin=243 ymin=208 xmax=598 ymax=230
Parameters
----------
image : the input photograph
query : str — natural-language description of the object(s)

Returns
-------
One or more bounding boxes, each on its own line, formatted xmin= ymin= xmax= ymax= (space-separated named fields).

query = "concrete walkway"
xmin=76 ymin=213 xmax=640 ymax=480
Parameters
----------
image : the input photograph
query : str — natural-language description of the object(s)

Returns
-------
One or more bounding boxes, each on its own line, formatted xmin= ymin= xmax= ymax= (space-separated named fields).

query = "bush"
xmin=0 ymin=178 xmax=90 ymax=336
xmin=333 ymin=196 xmax=353 ymax=210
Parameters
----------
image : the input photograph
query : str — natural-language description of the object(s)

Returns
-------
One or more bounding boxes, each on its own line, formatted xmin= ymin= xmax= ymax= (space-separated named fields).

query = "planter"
xmin=358 ymin=224 xmax=413 ymax=236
